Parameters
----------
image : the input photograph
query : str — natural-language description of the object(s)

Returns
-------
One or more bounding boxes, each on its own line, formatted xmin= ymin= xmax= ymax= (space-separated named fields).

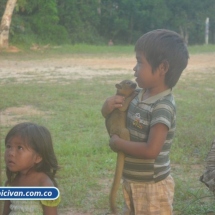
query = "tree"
xmin=165 ymin=0 xmax=215 ymax=44
xmin=99 ymin=0 xmax=170 ymax=44
xmin=1 ymin=0 xmax=214 ymax=46
xmin=0 ymin=0 xmax=17 ymax=48
xmin=57 ymin=0 xmax=100 ymax=44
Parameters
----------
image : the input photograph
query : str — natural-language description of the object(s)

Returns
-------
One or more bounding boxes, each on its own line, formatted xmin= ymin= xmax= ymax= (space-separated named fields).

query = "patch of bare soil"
xmin=59 ymin=209 xmax=93 ymax=215
xmin=0 ymin=53 xmax=214 ymax=84
xmin=0 ymin=105 xmax=51 ymax=127
xmin=187 ymin=53 xmax=215 ymax=71
xmin=0 ymin=52 xmax=214 ymax=214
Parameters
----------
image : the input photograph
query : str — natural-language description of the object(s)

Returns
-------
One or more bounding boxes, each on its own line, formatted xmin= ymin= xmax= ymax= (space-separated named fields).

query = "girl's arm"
xmin=2 ymin=200 xmax=11 ymax=215
xmin=43 ymin=205 xmax=58 ymax=215
xmin=40 ymin=175 xmax=59 ymax=215
xmin=101 ymin=95 xmax=125 ymax=118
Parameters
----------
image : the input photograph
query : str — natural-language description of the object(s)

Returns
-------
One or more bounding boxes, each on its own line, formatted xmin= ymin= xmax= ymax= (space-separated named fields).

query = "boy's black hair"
xmin=135 ymin=29 xmax=189 ymax=88
xmin=5 ymin=122 xmax=59 ymax=186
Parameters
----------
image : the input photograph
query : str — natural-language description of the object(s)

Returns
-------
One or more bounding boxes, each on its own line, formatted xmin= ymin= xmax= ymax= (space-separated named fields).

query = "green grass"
xmin=0 ymin=46 xmax=215 ymax=214
xmin=1 ymin=43 xmax=214 ymax=60
xmin=0 ymin=44 xmax=135 ymax=60
xmin=188 ymin=44 xmax=215 ymax=54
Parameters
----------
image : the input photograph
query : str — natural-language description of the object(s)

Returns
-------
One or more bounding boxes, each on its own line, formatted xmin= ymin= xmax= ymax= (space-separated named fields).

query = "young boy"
xmin=101 ymin=29 xmax=189 ymax=215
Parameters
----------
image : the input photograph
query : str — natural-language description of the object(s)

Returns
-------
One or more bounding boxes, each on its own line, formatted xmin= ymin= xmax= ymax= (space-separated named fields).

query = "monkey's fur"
xmin=105 ymin=80 xmax=137 ymax=214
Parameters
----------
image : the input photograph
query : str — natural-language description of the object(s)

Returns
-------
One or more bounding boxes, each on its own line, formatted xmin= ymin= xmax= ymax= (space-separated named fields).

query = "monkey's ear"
xmin=115 ymin=84 xmax=122 ymax=89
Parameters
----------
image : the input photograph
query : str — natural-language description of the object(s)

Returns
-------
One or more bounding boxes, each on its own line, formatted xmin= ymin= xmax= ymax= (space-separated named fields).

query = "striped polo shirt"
xmin=123 ymin=89 xmax=176 ymax=183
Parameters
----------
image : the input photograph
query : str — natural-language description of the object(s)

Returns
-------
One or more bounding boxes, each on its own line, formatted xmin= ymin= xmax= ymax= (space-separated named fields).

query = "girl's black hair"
xmin=135 ymin=29 xmax=189 ymax=88
xmin=5 ymin=122 xmax=59 ymax=186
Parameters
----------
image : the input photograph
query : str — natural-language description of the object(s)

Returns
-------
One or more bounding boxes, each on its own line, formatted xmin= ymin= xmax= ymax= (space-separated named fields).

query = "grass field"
xmin=0 ymin=44 xmax=215 ymax=214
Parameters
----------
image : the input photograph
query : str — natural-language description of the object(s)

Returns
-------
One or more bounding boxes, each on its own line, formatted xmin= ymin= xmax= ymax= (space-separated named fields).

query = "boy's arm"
xmin=109 ymin=123 xmax=168 ymax=159
xmin=101 ymin=95 xmax=125 ymax=118
xmin=118 ymin=91 xmax=138 ymax=111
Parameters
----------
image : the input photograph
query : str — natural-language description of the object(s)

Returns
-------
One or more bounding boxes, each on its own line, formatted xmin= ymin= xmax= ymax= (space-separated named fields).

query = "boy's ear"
xmin=159 ymin=60 xmax=169 ymax=75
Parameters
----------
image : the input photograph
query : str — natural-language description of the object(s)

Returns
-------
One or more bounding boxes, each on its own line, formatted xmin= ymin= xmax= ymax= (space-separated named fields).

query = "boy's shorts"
xmin=122 ymin=175 xmax=175 ymax=215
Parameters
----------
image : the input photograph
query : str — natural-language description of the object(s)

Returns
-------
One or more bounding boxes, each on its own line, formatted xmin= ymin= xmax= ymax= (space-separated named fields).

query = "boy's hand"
xmin=109 ymin=134 xmax=120 ymax=152
xmin=101 ymin=95 xmax=125 ymax=118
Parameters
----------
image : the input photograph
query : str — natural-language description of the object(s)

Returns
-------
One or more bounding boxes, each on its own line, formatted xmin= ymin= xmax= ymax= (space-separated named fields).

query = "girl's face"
xmin=4 ymin=135 xmax=42 ymax=175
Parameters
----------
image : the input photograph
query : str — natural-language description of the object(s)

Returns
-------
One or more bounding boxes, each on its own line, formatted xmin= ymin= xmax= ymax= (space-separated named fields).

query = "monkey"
xmin=105 ymin=80 xmax=137 ymax=214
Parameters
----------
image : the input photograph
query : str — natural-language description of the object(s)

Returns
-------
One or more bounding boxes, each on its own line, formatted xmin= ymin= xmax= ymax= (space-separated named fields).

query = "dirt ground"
xmin=0 ymin=52 xmax=215 ymax=215
xmin=0 ymin=52 xmax=215 ymax=83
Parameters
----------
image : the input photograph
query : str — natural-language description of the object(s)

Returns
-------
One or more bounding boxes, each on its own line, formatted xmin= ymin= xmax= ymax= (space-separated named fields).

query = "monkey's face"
xmin=115 ymin=80 xmax=137 ymax=97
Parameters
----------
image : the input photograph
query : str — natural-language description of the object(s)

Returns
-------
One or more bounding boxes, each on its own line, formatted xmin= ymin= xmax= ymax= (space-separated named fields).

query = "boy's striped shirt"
xmin=123 ymin=89 xmax=176 ymax=182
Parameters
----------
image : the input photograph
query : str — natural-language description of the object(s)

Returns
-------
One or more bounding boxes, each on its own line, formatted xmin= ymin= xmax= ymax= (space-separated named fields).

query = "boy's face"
xmin=133 ymin=52 xmax=162 ymax=89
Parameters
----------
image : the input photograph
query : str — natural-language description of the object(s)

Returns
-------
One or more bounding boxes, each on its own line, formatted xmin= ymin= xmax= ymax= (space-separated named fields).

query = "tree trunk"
xmin=97 ymin=0 xmax=101 ymax=15
xmin=0 ymin=0 xmax=17 ymax=49
xmin=179 ymin=25 xmax=189 ymax=45
xmin=128 ymin=13 xmax=133 ymax=44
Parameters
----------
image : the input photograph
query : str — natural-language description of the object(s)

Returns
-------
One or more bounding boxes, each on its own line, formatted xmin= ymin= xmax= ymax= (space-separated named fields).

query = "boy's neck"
xmin=142 ymin=85 xmax=169 ymax=101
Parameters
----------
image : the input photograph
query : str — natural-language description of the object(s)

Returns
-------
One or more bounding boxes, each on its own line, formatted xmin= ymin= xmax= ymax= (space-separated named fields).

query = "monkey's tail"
xmin=109 ymin=152 xmax=125 ymax=214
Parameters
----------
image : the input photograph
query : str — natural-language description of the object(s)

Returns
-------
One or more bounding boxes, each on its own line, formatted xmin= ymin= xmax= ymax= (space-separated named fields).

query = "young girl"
xmin=3 ymin=122 xmax=60 ymax=215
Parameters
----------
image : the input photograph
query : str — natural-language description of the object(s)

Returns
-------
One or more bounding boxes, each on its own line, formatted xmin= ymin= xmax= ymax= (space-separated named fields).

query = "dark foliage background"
xmin=0 ymin=0 xmax=215 ymax=45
